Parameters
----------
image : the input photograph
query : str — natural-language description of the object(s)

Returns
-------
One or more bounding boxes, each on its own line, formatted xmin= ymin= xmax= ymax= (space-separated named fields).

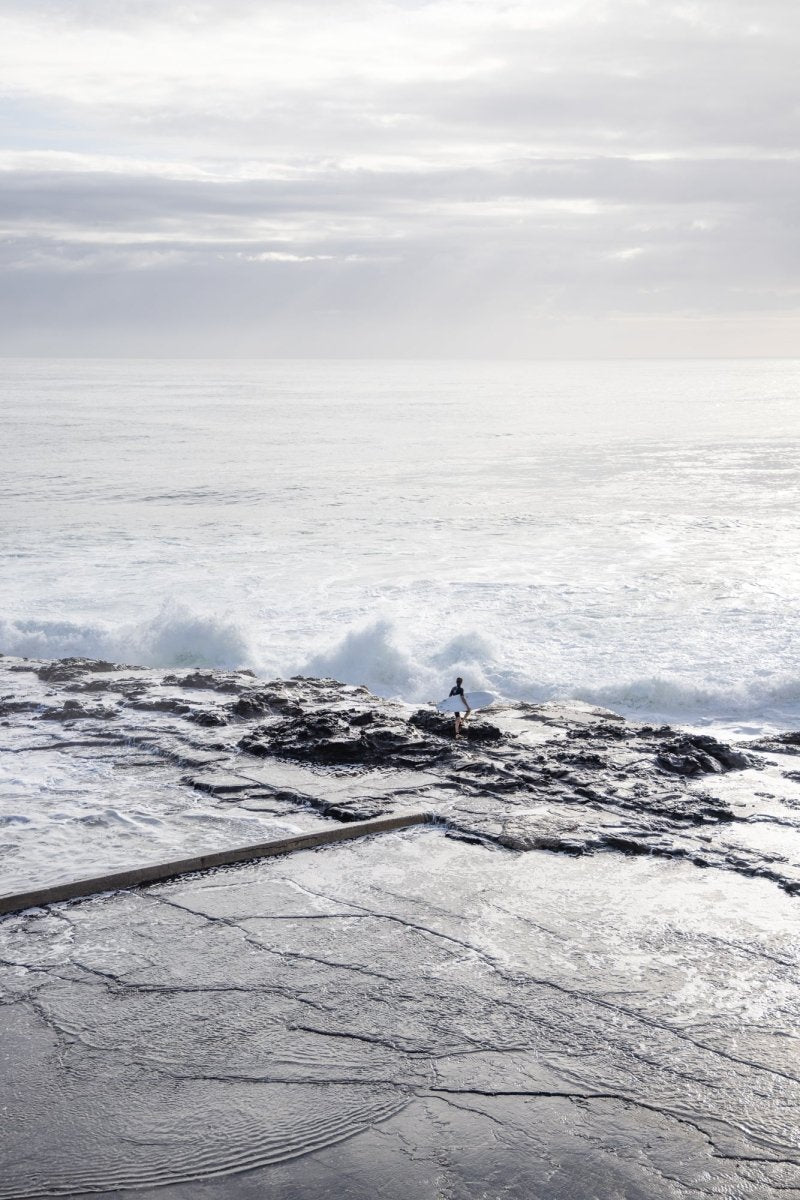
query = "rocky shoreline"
xmin=3 ymin=654 xmax=800 ymax=1199
xmin=2 ymin=653 xmax=799 ymax=897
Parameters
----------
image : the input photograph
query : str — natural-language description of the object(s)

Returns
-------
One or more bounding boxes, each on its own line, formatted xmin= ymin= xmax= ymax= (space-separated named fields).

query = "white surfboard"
xmin=436 ymin=690 xmax=495 ymax=713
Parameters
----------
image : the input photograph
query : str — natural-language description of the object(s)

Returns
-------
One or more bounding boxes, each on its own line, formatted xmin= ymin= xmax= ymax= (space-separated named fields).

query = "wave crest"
xmin=3 ymin=609 xmax=800 ymax=725
xmin=0 ymin=603 xmax=255 ymax=670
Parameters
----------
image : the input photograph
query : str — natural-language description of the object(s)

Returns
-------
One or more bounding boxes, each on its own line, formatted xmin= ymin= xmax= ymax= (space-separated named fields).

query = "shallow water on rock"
xmin=0 ymin=660 xmax=346 ymax=894
xmin=0 ymin=735 xmax=331 ymax=896
xmin=3 ymin=656 xmax=800 ymax=1197
xmin=1 ymin=829 xmax=799 ymax=1199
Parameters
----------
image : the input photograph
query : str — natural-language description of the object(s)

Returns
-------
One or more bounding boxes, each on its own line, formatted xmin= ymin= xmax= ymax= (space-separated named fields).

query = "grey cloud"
xmin=0 ymin=234 xmax=792 ymax=360
xmin=1 ymin=0 xmax=798 ymax=354
xmin=2 ymin=154 xmax=797 ymax=224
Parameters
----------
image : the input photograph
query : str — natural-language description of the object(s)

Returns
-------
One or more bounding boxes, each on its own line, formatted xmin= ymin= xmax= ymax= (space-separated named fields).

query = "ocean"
xmin=2 ymin=356 xmax=799 ymax=732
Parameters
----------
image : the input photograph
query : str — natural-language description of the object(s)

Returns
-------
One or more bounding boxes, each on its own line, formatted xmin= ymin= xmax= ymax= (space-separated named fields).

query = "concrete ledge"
xmin=0 ymin=811 xmax=431 ymax=918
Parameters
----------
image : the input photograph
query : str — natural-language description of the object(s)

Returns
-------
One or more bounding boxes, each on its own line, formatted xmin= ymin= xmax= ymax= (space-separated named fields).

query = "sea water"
xmin=2 ymin=357 xmax=799 ymax=731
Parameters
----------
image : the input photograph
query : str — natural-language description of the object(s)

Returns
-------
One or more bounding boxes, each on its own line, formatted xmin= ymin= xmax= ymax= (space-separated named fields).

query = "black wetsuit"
xmin=449 ymin=684 xmax=465 ymax=701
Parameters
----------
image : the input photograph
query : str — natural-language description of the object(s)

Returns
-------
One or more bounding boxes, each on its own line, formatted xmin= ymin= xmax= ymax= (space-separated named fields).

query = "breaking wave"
xmin=0 ymin=603 xmax=256 ymax=671
xmin=301 ymin=618 xmax=800 ymax=724
xmin=3 ymin=608 xmax=800 ymax=727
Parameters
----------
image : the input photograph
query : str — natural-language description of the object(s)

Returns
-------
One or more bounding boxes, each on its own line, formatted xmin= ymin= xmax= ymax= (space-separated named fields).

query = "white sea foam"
xmin=12 ymin=600 xmax=798 ymax=728
xmin=4 ymin=597 xmax=800 ymax=737
xmin=299 ymin=616 xmax=800 ymax=724
xmin=2 ymin=357 xmax=800 ymax=729
xmin=0 ymin=604 xmax=256 ymax=670
xmin=304 ymin=618 xmax=423 ymax=695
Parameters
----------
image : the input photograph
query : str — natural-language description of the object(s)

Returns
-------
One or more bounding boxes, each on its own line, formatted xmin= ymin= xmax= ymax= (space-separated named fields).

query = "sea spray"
xmin=5 ymin=606 xmax=800 ymax=727
xmin=0 ymin=602 xmax=256 ymax=671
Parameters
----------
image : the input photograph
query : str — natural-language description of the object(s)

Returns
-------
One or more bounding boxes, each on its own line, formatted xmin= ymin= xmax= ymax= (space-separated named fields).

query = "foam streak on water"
xmin=2 ymin=357 xmax=800 ymax=729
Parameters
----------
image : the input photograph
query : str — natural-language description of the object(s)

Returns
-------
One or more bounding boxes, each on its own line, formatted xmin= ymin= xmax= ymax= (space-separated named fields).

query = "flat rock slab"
xmin=3 ymin=656 xmax=800 ymax=1200
xmin=236 ymin=761 xmax=443 ymax=800
xmin=2 ymin=828 xmax=799 ymax=1200
xmin=0 ymin=812 xmax=429 ymax=917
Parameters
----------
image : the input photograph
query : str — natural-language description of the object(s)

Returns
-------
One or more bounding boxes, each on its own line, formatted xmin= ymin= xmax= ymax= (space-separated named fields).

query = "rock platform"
xmin=2 ymin=655 xmax=800 ymax=1199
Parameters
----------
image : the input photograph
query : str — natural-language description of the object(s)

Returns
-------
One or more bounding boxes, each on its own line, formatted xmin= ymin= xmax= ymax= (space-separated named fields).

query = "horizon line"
xmin=2 ymin=353 xmax=799 ymax=363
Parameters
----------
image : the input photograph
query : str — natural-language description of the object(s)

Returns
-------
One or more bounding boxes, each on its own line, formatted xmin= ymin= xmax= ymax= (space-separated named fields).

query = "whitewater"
xmin=2 ymin=356 xmax=799 ymax=731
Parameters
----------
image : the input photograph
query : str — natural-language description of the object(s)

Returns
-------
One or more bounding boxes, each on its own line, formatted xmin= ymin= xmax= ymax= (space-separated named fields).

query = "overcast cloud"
xmin=1 ymin=0 xmax=798 ymax=355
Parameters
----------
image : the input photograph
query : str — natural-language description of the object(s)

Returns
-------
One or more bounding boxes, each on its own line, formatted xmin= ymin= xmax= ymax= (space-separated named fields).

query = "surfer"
xmin=449 ymin=677 xmax=471 ymax=737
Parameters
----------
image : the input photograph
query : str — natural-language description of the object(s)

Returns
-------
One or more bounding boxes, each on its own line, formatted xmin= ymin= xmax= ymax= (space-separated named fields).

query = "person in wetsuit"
xmin=449 ymin=677 xmax=471 ymax=737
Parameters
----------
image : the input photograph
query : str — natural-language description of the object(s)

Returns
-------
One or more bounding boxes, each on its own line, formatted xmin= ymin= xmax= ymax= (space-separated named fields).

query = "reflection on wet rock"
xmin=2 ymin=656 xmax=800 ymax=1197
xmin=2 ymin=836 xmax=800 ymax=1199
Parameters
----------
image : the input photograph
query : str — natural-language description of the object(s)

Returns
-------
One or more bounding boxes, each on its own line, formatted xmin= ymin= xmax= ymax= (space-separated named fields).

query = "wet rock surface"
xmin=751 ymin=730 xmax=800 ymax=755
xmin=2 ymin=656 xmax=800 ymax=1197
xmin=1 ymin=655 xmax=799 ymax=895
xmin=2 ymin=833 xmax=800 ymax=1200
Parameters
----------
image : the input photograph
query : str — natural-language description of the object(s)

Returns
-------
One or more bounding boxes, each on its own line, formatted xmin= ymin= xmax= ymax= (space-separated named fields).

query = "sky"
xmin=0 ymin=0 xmax=798 ymax=357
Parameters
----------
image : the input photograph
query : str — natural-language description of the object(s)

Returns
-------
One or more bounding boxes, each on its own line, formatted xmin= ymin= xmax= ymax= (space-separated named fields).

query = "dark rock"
xmin=231 ymin=695 xmax=267 ymax=719
xmin=556 ymin=749 xmax=608 ymax=769
xmin=161 ymin=670 xmax=244 ymax=692
xmin=65 ymin=679 xmax=112 ymax=693
xmin=349 ymin=711 xmax=377 ymax=727
xmin=37 ymin=657 xmax=117 ymax=683
xmin=680 ymin=733 xmax=756 ymax=770
xmin=409 ymin=709 xmax=454 ymax=736
xmin=444 ymin=829 xmax=488 ymax=846
xmin=657 ymin=750 xmax=723 ymax=776
xmin=750 ymin=731 xmax=800 ymax=755
xmin=39 ymin=701 xmax=118 ymax=721
xmin=239 ymin=710 xmax=446 ymax=769
xmin=187 ymin=709 xmax=229 ymax=727
xmin=67 ymin=677 xmax=147 ymax=697
xmin=462 ymin=721 xmax=504 ymax=744
xmin=0 ymin=698 xmax=40 ymax=715
xmin=567 ymin=722 xmax=630 ymax=742
xmin=230 ymin=690 xmax=303 ymax=718
xmin=363 ymin=727 xmax=419 ymax=751
xmin=407 ymin=709 xmax=503 ymax=744
xmin=321 ymin=800 xmax=387 ymax=822
xmin=657 ymin=734 xmax=757 ymax=775
xmin=127 ymin=697 xmax=193 ymax=714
